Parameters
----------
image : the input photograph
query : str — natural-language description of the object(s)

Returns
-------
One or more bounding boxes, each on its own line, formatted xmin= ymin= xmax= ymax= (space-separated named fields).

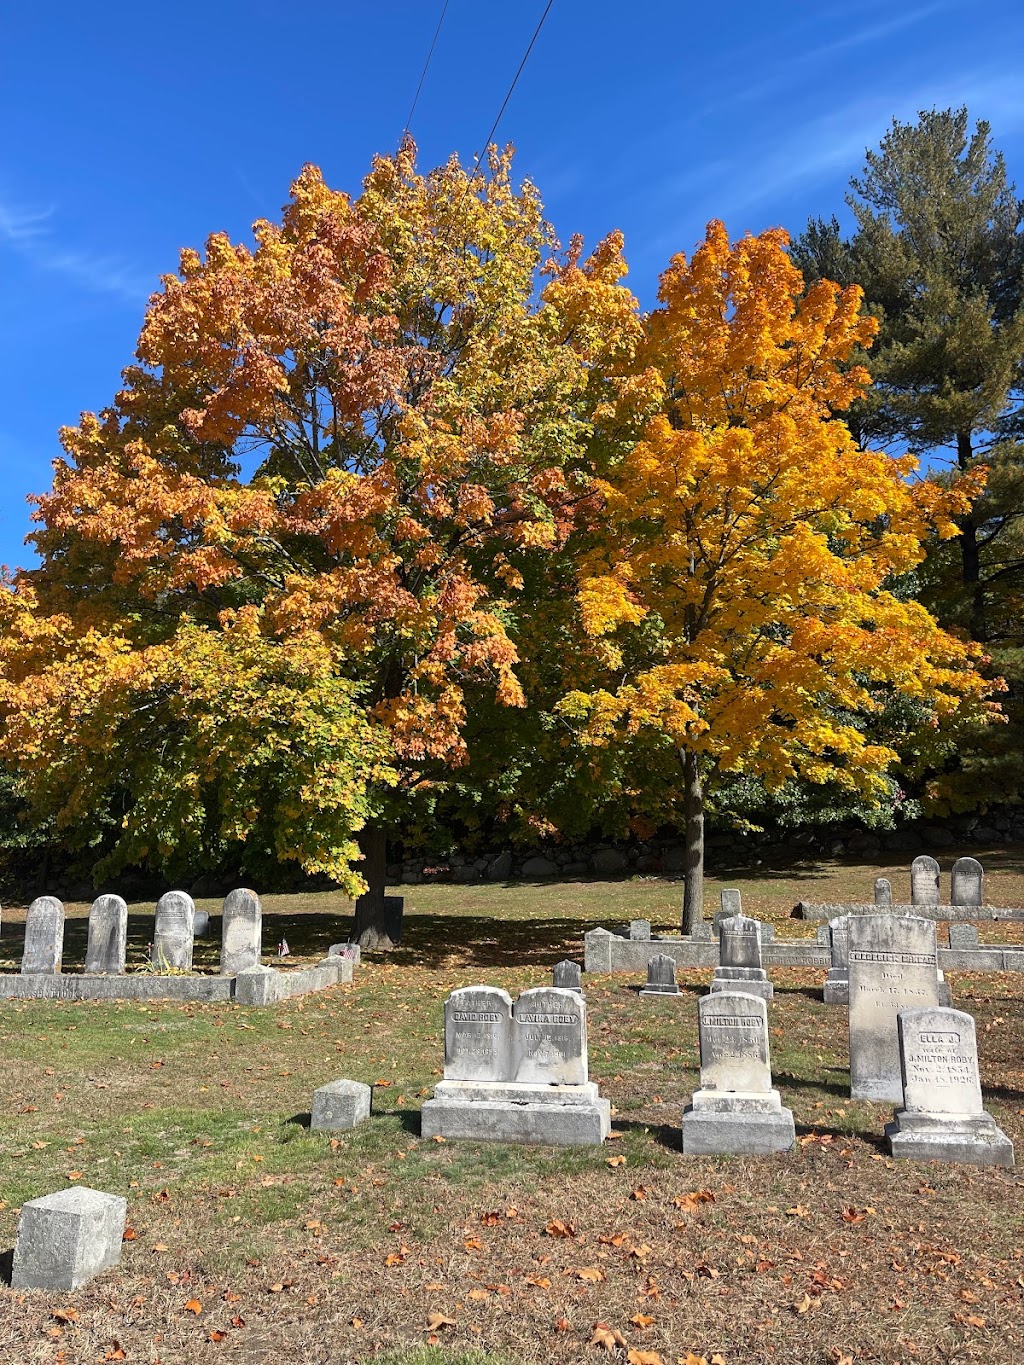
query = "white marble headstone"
xmin=220 ymin=888 xmax=263 ymax=974
xmin=444 ymin=986 xmax=513 ymax=1081
xmin=910 ymin=855 xmax=940 ymax=907
xmin=21 ymin=896 xmax=65 ymax=974
xmin=152 ymin=891 xmax=195 ymax=971
xmin=950 ymin=857 xmax=983 ymax=908
xmin=513 ymin=987 xmax=587 ymax=1085
xmin=84 ymin=894 xmax=127 ymax=975
xmin=697 ymin=991 xmax=771 ymax=1094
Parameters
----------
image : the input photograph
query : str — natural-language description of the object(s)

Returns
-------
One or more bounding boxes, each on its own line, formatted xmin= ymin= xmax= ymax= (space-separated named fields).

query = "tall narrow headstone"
xmin=823 ymin=914 xmax=851 ymax=1005
xmin=887 ymin=1006 xmax=1013 ymax=1167
xmin=848 ymin=914 xmax=941 ymax=1101
xmin=552 ymin=959 xmax=583 ymax=995
xmin=152 ymin=890 xmax=195 ymax=971
xmin=444 ymin=986 xmax=513 ymax=1081
xmin=220 ymin=888 xmax=263 ymax=975
xmin=910 ymin=855 xmax=941 ymax=907
xmin=84 ymin=894 xmax=128 ymax=975
xmin=21 ymin=896 xmax=65 ymax=974
xmin=950 ymin=857 xmax=984 ymax=908
xmin=710 ymin=913 xmax=773 ymax=1001
xmin=681 ymin=991 xmax=795 ymax=1154
xmin=640 ymin=953 xmax=681 ymax=997
xmin=874 ymin=878 xmax=893 ymax=908
xmin=513 ymin=987 xmax=587 ymax=1085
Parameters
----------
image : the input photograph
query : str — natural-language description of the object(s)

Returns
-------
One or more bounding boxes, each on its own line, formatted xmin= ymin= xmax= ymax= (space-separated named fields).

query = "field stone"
xmin=12 ymin=1186 xmax=127 ymax=1290
xmin=310 ymin=1079 xmax=371 ymax=1132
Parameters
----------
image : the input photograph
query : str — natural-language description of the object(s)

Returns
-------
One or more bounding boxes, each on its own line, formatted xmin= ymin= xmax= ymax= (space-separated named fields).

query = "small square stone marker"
xmin=12 ymin=1186 xmax=127 ymax=1290
xmin=886 ymin=1007 xmax=1013 ymax=1167
xmin=311 ymin=1079 xmax=372 ymax=1132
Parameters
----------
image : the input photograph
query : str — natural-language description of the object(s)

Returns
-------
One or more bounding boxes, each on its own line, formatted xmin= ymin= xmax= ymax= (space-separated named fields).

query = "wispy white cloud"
xmin=0 ymin=195 xmax=152 ymax=305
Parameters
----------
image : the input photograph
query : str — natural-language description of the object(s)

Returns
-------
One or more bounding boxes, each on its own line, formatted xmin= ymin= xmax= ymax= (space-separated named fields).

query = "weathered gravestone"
xmin=886 ymin=1007 xmax=1013 ymax=1167
xmin=681 ymin=991 xmax=795 ymax=1155
xmin=874 ymin=878 xmax=893 ymax=908
xmin=310 ymin=1078 xmax=372 ymax=1132
xmin=848 ymin=914 xmax=941 ymax=1101
xmin=220 ymin=888 xmax=263 ymax=975
xmin=421 ymin=985 xmax=609 ymax=1145
xmin=84 ymin=894 xmax=127 ymax=975
xmin=823 ymin=914 xmax=851 ymax=1005
xmin=152 ymin=890 xmax=195 ymax=971
xmin=948 ymin=923 xmax=980 ymax=949
xmin=640 ymin=953 xmax=681 ymax=997
xmin=628 ymin=919 xmax=652 ymax=940
xmin=552 ymin=959 xmax=583 ymax=994
xmin=910 ymin=855 xmax=941 ymax=907
xmin=12 ymin=1186 xmax=126 ymax=1289
xmin=21 ymin=896 xmax=65 ymax=974
xmin=951 ymin=856 xmax=984 ymax=908
xmin=711 ymin=913 xmax=773 ymax=1001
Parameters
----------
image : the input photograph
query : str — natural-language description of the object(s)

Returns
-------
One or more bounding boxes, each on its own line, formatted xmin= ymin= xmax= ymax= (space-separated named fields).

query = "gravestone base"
xmin=885 ymin=1110 xmax=1014 ymax=1168
xmin=311 ymin=1079 xmax=371 ymax=1132
xmin=823 ymin=970 xmax=849 ymax=1005
xmin=710 ymin=967 xmax=773 ymax=1002
xmin=682 ymin=1089 xmax=795 ymax=1156
xmin=12 ymin=1187 xmax=127 ymax=1290
xmin=640 ymin=982 xmax=683 ymax=997
xmin=421 ymin=1079 xmax=610 ymax=1147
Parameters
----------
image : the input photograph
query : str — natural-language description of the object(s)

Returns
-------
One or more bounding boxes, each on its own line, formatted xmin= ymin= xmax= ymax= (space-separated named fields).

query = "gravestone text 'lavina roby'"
xmin=420 ymin=984 xmax=610 ymax=1145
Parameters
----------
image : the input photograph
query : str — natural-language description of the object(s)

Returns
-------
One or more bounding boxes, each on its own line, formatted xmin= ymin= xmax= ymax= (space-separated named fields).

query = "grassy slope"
xmin=1 ymin=851 xmax=1024 ymax=1364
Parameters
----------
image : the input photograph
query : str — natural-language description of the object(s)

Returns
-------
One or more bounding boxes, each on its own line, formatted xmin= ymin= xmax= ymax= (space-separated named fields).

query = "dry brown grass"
xmin=2 ymin=853 xmax=1024 ymax=1364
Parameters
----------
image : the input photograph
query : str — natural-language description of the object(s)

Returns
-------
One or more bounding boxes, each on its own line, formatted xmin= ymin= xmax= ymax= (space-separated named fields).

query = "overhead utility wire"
xmin=470 ymin=0 xmax=555 ymax=168
xmin=403 ymin=0 xmax=450 ymax=136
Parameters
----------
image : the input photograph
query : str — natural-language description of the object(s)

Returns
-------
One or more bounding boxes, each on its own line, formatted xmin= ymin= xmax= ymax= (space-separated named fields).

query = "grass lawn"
xmin=2 ymin=850 xmax=1024 ymax=1364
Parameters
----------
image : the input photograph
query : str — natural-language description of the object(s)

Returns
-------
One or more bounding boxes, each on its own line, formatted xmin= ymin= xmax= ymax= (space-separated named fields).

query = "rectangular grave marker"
xmin=152 ymin=891 xmax=195 ymax=972
xmin=874 ymin=877 xmax=892 ymax=908
xmin=911 ymin=855 xmax=941 ymax=907
xmin=711 ymin=913 xmax=773 ymax=1000
xmin=444 ymin=986 xmax=513 ymax=1081
xmin=951 ymin=856 xmax=984 ymax=908
xmin=848 ymin=914 xmax=941 ymax=1101
xmin=220 ymin=887 xmax=263 ymax=974
xmin=513 ymin=987 xmax=587 ymax=1085
xmin=21 ymin=897 xmax=65 ymax=974
xmin=84 ymin=894 xmax=127 ymax=975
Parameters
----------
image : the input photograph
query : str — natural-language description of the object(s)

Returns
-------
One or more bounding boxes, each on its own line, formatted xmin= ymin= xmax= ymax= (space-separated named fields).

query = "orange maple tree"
xmin=0 ymin=141 xmax=644 ymax=945
xmin=558 ymin=221 xmax=998 ymax=929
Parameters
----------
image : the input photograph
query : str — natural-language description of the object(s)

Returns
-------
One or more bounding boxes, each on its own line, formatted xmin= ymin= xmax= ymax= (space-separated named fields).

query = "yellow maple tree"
xmin=559 ymin=221 xmax=998 ymax=929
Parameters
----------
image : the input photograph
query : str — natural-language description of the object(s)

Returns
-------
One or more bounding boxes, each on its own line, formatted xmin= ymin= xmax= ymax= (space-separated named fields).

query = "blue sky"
xmin=3 ymin=0 xmax=1024 ymax=571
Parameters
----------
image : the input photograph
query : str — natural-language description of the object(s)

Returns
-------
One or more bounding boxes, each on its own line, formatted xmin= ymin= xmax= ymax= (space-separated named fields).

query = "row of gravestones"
xmin=878 ymin=855 xmax=985 ymax=908
xmin=17 ymin=889 xmax=262 ymax=976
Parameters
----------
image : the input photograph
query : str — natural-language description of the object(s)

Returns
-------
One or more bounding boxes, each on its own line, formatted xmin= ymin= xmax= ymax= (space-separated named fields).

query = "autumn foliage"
xmin=0 ymin=153 xmax=999 ymax=913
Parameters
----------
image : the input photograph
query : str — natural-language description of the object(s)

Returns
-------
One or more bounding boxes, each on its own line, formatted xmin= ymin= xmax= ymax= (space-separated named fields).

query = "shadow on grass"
xmin=0 ymin=1249 xmax=12 ymax=1287
xmin=795 ymin=1121 xmax=888 ymax=1152
xmin=371 ymin=1107 xmax=421 ymax=1135
xmin=287 ymin=1112 xmax=312 ymax=1129
xmin=774 ymin=1072 xmax=850 ymax=1098
xmin=612 ymin=1118 xmax=683 ymax=1151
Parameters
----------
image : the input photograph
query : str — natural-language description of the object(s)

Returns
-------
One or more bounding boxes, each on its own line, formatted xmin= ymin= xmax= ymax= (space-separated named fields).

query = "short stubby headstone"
xmin=84 ymin=894 xmax=128 ymax=975
xmin=951 ymin=857 xmax=984 ymax=908
xmin=887 ymin=1006 xmax=1013 ymax=1167
xmin=552 ymin=959 xmax=583 ymax=994
xmin=711 ymin=913 xmax=773 ymax=1001
xmin=681 ymin=991 xmax=795 ymax=1155
xmin=911 ymin=855 xmax=941 ymax=907
xmin=874 ymin=877 xmax=893 ymax=908
xmin=513 ymin=987 xmax=588 ymax=1086
xmin=721 ymin=888 xmax=742 ymax=917
xmin=12 ymin=1186 xmax=127 ymax=1290
xmin=640 ymin=953 xmax=681 ymax=997
xmin=193 ymin=909 xmax=211 ymax=938
xmin=444 ymin=985 xmax=513 ymax=1081
xmin=628 ymin=919 xmax=652 ymax=940
xmin=220 ymin=888 xmax=263 ymax=975
xmin=823 ymin=914 xmax=851 ymax=1005
xmin=949 ymin=923 xmax=980 ymax=949
xmin=21 ymin=896 xmax=65 ymax=974
xmin=152 ymin=890 xmax=195 ymax=971
xmin=311 ymin=1078 xmax=372 ymax=1132
xmin=848 ymin=914 xmax=941 ymax=1101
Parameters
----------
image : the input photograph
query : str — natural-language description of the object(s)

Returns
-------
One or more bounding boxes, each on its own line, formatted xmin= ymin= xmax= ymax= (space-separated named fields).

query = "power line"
xmin=470 ymin=0 xmax=555 ymax=168
xmin=403 ymin=0 xmax=450 ymax=138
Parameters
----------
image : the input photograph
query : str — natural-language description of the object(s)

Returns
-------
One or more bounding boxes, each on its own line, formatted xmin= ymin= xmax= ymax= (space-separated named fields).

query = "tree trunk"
xmin=956 ymin=430 xmax=986 ymax=641
xmin=351 ymin=825 xmax=394 ymax=950
xmin=681 ymin=749 xmax=705 ymax=935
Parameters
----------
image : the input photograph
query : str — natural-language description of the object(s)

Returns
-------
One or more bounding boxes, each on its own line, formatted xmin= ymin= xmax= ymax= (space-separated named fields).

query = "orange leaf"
xmin=526 ymin=1276 xmax=552 ymax=1289
xmin=545 ymin=1219 xmax=576 ymax=1238
xmin=183 ymin=1299 xmax=203 ymax=1315
xmin=425 ymin=1311 xmax=456 ymax=1331
xmin=208 ymin=1329 xmax=227 ymax=1342
xmin=606 ymin=1155 xmax=627 ymax=1167
xmin=575 ymin=1267 xmax=607 ymax=1283
xmin=631 ymin=1313 xmax=655 ymax=1328
xmin=627 ymin=1351 xmax=663 ymax=1365
xmin=590 ymin=1322 xmax=628 ymax=1351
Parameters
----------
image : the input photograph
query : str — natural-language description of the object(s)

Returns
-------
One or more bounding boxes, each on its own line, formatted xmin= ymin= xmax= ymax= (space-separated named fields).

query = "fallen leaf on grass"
xmin=606 ymin=1155 xmax=627 ymax=1167
xmin=208 ymin=1330 xmax=226 ymax=1342
xmin=628 ymin=1351 xmax=663 ymax=1365
xmin=785 ymin=1205 xmax=810 ymax=1218
xmin=545 ymin=1219 xmax=576 ymax=1238
xmin=574 ymin=1267 xmax=607 ymax=1283
xmin=591 ymin=1322 xmax=628 ymax=1351
xmin=631 ymin=1186 xmax=651 ymax=1201
xmin=672 ymin=1190 xmax=715 ymax=1215
xmin=525 ymin=1276 xmax=552 ymax=1289
xmin=103 ymin=1348 xmax=126 ymax=1362
xmin=52 ymin=1310 xmax=79 ymax=1324
xmin=468 ymin=1288 xmax=489 ymax=1301
xmin=67 ymin=1171 xmax=83 ymax=1180
xmin=183 ymin=1299 xmax=203 ymax=1315
xmin=122 ymin=1228 xmax=137 ymax=1242
xmin=792 ymin=1294 xmax=813 ymax=1315
xmin=464 ymin=1236 xmax=484 ymax=1252
xmin=631 ymin=1314 xmax=655 ymax=1328
xmin=555 ymin=1316 xmax=571 ymax=1332
xmin=425 ymin=1312 xmax=456 ymax=1331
